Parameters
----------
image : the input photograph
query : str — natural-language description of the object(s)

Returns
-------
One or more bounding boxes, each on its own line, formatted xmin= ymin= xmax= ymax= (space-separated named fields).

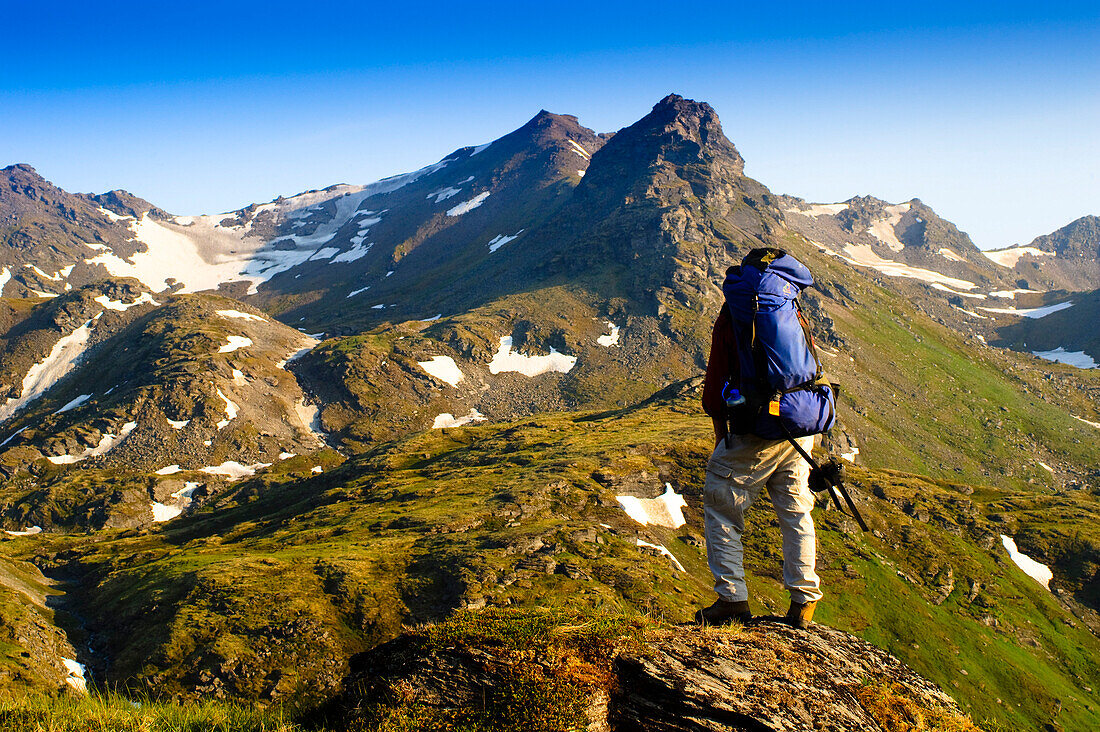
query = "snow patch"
xmin=218 ymin=336 xmax=252 ymax=353
xmin=97 ymin=206 xmax=131 ymax=223
xmin=94 ymin=292 xmax=160 ymax=311
xmin=294 ymin=399 xmax=325 ymax=439
xmin=1031 ymin=347 xmax=1097 ymax=369
xmin=418 ymin=356 xmax=464 ymax=386
xmin=865 ymin=203 xmax=911 ymax=252
xmin=332 ymin=243 xmax=372 ymax=263
xmin=200 ymin=461 xmax=272 ymax=480
xmin=597 ymin=321 xmax=620 ymax=347
xmin=167 ymin=418 xmax=189 ymax=429
xmin=428 ymin=187 xmax=463 ymax=203
xmin=216 ymin=309 xmax=265 ymax=322
xmin=785 ymin=202 xmax=849 ymax=218
xmin=0 ymin=268 xmax=9 ymax=295
xmin=309 ymin=247 xmax=339 ymax=261
xmin=0 ymin=426 xmax=28 ymax=447
xmin=346 ymin=286 xmax=371 ymax=298
xmin=488 ymin=336 xmax=576 ymax=377
xmin=980 ymin=301 xmax=1074 ymax=319
xmin=989 ymin=288 xmax=1041 ymax=299
xmin=276 ymin=340 xmax=318 ymax=369
xmin=841 ymin=447 xmax=860 ymax=463
xmin=829 ymin=244 xmax=978 ymax=290
xmin=151 ymin=502 xmax=182 ymax=522
xmin=1072 ymin=415 xmax=1100 ymax=429
xmin=930 ymin=283 xmax=987 ymax=300
xmin=446 ymin=192 xmax=490 ymax=217
xmin=635 ymin=539 xmax=686 ymax=572
xmin=937 ymin=248 xmax=966 ymax=262
xmin=55 ymin=394 xmax=91 ymax=414
xmin=154 ymin=465 xmax=182 ymax=475
xmin=1000 ymin=535 xmax=1053 ymax=590
xmin=1038 ymin=461 xmax=1054 ymax=473
xmin=433 ymin=409 xmax=486 ymax=429
xmin=215 ymin=389 xmax=238 ymax=429
xmin=470 ymin=142 xmax=491 ymax=156
xmin=487 ymin=230 xmax=524 ymax=253
xmin=567 ymin=139 xmax=591 ymax=160
xmin=984 ymin=247 xmax=1053 ymax=268
xmin=4 ymin=525 xmax=42 ymax=536
xmin=616 ymin=483 xmax=687 ymax=529
xmin=0 ymin=319 xmax=96 ymax=423
xmin=61 ymin=658 xmax=87 ymax=693
xmin=47 ymin=421 xmax=136 ymax=464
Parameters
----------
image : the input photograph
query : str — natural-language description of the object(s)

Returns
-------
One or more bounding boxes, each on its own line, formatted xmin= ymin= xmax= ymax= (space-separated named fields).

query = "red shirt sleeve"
xmin=702 ymin=306 xmax=737 ymax=417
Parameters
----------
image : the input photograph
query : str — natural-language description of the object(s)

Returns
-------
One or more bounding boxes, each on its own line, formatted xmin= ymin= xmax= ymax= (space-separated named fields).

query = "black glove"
xmin=809 ymin=458 xmax=845 ymax=493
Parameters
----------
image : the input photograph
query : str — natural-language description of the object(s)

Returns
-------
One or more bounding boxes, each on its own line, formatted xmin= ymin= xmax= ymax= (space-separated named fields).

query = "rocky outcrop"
xmin=333 ymin=620 xmax=975 ymax=732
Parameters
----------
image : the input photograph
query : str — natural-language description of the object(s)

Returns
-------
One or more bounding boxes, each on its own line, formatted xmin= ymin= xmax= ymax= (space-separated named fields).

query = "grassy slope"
xmin=8 ymin=391 xmax=1098 ymax=729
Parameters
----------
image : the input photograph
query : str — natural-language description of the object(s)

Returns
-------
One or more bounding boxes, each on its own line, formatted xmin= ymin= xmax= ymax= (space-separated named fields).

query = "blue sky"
xmin=2 ymin=1 xmax=1098 ymax=249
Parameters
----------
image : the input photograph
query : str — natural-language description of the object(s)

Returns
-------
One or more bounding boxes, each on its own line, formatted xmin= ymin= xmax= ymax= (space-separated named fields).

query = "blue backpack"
xmin=721 ymin=248 xmax=836 ymax=440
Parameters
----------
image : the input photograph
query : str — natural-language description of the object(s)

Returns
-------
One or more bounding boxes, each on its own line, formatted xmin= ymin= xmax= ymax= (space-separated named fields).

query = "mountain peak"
xmin=2 ymin=163 xmax=47 ymax=187
xmin=578 ymin=93 xmax=744 ymax=188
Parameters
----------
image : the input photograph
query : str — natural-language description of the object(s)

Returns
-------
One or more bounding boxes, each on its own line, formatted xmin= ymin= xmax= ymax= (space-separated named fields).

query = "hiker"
xmin=695 ymin=248 xmax=835 ymax=629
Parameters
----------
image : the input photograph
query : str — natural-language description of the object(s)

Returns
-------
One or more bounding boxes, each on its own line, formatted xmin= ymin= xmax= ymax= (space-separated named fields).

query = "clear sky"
xmin=3 ymin=1 xmax=1098 ymax=249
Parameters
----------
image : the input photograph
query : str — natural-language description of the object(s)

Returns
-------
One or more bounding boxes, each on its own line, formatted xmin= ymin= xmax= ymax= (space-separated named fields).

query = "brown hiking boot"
xmin=785 ymin=600 xmax=817 ymax=629
xmin=695 ymin=598 xmax=752 ymax=626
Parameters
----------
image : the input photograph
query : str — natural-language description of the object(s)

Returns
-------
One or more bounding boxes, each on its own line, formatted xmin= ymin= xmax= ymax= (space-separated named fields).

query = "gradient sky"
xmin=3 ymin=1 xmax=1098 ymax=249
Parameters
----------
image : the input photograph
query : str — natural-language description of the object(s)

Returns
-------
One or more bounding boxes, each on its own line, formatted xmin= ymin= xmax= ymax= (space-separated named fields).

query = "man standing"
xmin=695 ymin=249 xmax=830 ymax=629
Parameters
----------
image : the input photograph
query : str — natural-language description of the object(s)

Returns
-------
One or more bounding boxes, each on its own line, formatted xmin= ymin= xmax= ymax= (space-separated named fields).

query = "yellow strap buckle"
xmin=769 ymin=399 xmax=781 ymax=416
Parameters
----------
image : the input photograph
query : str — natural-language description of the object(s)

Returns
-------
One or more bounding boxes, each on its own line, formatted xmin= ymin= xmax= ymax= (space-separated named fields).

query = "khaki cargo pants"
xmin=703 ymin=433 xmax=823 ymax=605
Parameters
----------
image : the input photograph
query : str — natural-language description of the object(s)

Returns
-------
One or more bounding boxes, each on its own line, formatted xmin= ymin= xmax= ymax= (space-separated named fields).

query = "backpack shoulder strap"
xmin=793 ymin=298 xmax=823 ymax=380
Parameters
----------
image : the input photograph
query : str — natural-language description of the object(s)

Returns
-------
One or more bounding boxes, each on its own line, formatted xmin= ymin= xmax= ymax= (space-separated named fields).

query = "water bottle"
xmin=722 ymin=381 xmax=745 ymax=409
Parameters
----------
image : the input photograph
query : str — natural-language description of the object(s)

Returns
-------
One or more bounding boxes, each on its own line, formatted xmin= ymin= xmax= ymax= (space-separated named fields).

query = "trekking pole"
xmin=782 ymin=428 xmax=869 ymax=533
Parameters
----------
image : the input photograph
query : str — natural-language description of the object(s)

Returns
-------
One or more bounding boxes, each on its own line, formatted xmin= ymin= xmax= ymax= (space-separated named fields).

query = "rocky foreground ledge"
xmin=314 ymin=611 xmax=978 ymax=732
